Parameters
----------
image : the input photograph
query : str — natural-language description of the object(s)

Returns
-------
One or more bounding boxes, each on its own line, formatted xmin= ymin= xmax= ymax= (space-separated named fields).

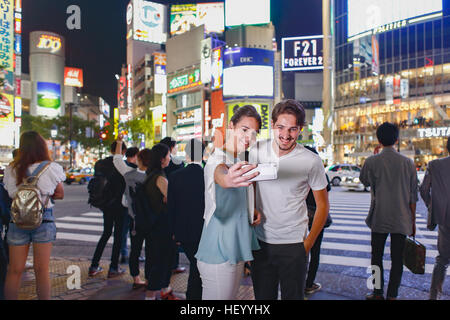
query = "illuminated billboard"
xmin=37 ymin=82 xmax=61 ymax=112
xmin=170 ymin=2 xmax=224 ymax=36
xmin=227 ymin=102 xmax=270 ymax=139
xmin=223 ymin=47 xmax=274 ymax=98
xmin=118 ymin=76 xmax=126 ymax=109
xmin=64 ymin=67 xmax=83 ymax=87
xmin=168 ymin=69 xmax=201 ymax=94
xmin=132 ymin=0 xmax=167 ymax=44
xmin=348 ymin=0 xmax=443 ymax=40
xmin=99 ymin=97 xmax=110 ymax=118
xmin=211 ymin=47 xmax=223 ymax=90
xmin=0 ymin=0 xmax=14 ymax=73
xmin=225 ymin=0 xmax=270 ymax=27
xmin=282 ymin=35 xmax=324 ymax=71
xmin=153 ymin=52 xmax=167 ymax=94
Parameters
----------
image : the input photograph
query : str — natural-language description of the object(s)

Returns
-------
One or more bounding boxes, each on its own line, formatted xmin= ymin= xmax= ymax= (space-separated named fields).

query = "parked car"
xmin=326 ymin=164 xmax=361 ymax=186
xmin=65 ymin=167 xmax=94 ymax=185
xmin=341 ymin=175 xmax=370 ymax=192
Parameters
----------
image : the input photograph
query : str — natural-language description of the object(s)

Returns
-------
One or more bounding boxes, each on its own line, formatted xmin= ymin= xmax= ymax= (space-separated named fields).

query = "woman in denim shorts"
xmin=3 ymin=131 xmax=65 ymax=300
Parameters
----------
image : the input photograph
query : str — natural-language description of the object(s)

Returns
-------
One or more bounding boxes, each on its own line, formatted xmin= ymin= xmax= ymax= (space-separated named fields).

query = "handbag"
xmin=403 ymin=236 xmax=426 ymax=274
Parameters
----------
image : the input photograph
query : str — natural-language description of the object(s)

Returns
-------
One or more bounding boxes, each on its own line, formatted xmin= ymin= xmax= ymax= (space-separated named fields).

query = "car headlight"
xmin=353 ymin=177 xmax=360 ymax=183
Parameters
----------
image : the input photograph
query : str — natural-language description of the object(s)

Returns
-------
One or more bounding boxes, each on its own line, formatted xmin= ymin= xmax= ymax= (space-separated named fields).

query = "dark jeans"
xmin=306 ymin=228 xmax=324 ymax=288
xmin=371 ymin=232 xmax=406 ymax=298
xmin=90 ymin=205 xmax=125 ymax=271
xmin=146 ymin=231 xmax=176 ymax=291
xmin=0 ymin=226 xmax=8 ymax=300
xmin=129 ymin=225 xmax=149 ymax=278
xmin=181 ymin=242 xmax=202 ymax=300
xmin=121 ymin=210 xmax=131 ymax=257
xmin=251 ymin=240 xmax=308 ymax=300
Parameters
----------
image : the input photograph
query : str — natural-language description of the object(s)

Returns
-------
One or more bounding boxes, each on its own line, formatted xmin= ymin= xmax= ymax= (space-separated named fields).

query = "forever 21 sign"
xmin=281 ymin=35 xmax=324 ymax=71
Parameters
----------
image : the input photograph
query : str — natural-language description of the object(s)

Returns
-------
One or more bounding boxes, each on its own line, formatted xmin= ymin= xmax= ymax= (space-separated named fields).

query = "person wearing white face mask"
xmin=195 ymin=105 xmax=262 ymax=300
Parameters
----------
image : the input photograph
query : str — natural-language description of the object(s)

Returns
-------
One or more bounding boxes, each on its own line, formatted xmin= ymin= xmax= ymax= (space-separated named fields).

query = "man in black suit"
xmin=160 ymin=136 xmax=186 ymax=273
xmin=168 ymin=139 xmax=205 ymax=300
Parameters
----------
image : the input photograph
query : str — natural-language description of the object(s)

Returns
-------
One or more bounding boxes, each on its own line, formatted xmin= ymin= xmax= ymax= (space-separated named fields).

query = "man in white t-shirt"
xmin=249 ymin=99 xmax=330 ymax=300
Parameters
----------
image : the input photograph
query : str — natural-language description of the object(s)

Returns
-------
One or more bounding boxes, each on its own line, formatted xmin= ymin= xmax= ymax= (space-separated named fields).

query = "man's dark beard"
xmin=275 ymin=137 xmax=296 ymax=151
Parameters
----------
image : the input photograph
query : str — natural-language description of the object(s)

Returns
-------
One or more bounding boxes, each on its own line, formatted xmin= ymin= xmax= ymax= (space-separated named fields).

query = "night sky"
xmin=22 ymin=0 xmax=322 ymax=107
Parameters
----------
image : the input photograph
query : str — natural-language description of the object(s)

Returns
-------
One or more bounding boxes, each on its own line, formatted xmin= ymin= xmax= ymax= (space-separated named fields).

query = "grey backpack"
xmin=11 ymin=161 xmax=52 ymax=230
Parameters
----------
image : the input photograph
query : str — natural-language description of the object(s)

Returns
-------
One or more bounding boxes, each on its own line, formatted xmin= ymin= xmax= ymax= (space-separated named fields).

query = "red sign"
xmin=64 ymin=67 xmax=83 ymax=87
xmin=15 ymin=78 xmax=21 ymax=95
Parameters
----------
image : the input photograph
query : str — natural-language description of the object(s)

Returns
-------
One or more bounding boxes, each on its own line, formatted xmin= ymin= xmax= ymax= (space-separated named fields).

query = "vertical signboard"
xmin=385 ymin=76 xmax=394 ymax=105
xmin=200 ymin=38 xmax=211 ymax=84
xmin=211 ymin=47 xmax=223 ymax=90
xmin=0 ymin=0 xmax=14 ymax=72
xmin=153 ymin=52 xmax=167 ymax=94
xmin=118 ymin=76 xmax=126 ymax=109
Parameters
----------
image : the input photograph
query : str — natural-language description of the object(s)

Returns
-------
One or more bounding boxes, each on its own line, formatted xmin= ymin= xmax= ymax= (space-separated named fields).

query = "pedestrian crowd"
xmin=0 ymin=100 xmax=449 ymax=300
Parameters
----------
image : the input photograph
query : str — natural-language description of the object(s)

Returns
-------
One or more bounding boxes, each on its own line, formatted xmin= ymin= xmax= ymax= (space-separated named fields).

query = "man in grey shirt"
xmin=419 ymin=137 xmax=450 ymax=300
xmin=360 ymin=122 xmax=418 ymax=300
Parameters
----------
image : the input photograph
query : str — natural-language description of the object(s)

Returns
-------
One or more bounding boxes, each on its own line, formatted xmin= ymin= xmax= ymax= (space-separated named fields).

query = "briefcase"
xmin=403 ymin=236 xmax=426 ymax=274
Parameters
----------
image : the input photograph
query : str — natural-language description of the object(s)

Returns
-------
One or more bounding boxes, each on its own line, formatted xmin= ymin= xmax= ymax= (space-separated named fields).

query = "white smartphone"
xmin=243 ymin=163 xmax=278 ymax=182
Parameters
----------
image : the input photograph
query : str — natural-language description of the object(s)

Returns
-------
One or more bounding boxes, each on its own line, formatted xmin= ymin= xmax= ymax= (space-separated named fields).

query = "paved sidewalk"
xmin=16 ymin=255 xmax=448 ymax=300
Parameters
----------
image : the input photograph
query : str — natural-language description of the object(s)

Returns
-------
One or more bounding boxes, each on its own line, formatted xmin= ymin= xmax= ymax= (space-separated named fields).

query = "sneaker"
xmin=88 ymin=266 xmax=104 ymax=277
xmin=172 ymin=266 xmax=186 ymax=274
xmin=139 ymin=256 xmax=146 ymax=262
xmin=305 ymin=283 xmax=322 ymax=295
xmin=366 ymin=292 xmax=385 ymax=300
xmin=108 ymin=267 xmax=126 ymax=278
xmin=160 ymin=289 xmax=180 ymax=300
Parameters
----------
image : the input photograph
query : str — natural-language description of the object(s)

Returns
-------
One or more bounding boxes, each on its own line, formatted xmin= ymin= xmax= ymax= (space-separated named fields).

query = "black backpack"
xmin=87 ymin=173 xmax=114 ymax=209
xmin=129 ymin=177 xmax=160 ymax=235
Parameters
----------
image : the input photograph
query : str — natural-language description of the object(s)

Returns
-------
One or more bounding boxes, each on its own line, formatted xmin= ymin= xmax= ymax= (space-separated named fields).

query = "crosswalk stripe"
xmin=56 ymin=232 xmax=131 ymax=246
xmin=323 ymin=231 xmax=437 ymax=245
xmin=57 ymin=216 xmax=104 ymax=224
xmin=56 ymin=222 xmax=103 ymax=232
xmin=81 ymin=212 xmax=103 ymax=217
xmin=331 ymin=214 xmax=427 ymax=223
xmin=332 ymin=218 xmax=429 ymax=228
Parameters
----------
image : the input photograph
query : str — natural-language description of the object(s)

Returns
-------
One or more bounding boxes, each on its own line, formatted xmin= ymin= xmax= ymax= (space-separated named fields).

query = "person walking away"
xmin=360 ymin=122 xmax=418 ymax=300
xmin=112 ymin=138 xmax=148 ymax=288
xmin=249 ymin=100 xmax=329 ymax=300
xmin=196 ymin=105 xmax=262 ymax=300
xmin=88 ymin=141 xmax=128 ymax=278
xmin=120 ymin=146 xmax=139 ymax=265
xmin=3 ymin=131 xmax=65 ymax=300
xmin=419 ymin=137 xmax=450 ymax=300
xmin=168 ymin=139 xmax=205 ymax=300
xmin=303 ymin=145 xmax=332 ymax=295
xmin=160 ymin=136 xmax=186 ymax=274
xmin=143 ymin=143 xmax=179 ymax=300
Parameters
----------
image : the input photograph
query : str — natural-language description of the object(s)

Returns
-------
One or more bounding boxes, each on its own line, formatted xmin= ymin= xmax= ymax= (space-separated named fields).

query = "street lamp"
xmin=51 ymin=124 xmax=58 ymax=160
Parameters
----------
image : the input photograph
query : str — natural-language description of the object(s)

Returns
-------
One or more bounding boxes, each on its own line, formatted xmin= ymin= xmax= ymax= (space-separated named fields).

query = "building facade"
xmin=333 ymin=0 xmax=450 ymax=168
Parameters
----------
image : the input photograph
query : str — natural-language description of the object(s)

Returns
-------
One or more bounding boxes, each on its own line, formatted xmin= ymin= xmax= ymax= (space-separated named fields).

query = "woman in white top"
xmin=3 ymin=131 xmax=65 ymax=300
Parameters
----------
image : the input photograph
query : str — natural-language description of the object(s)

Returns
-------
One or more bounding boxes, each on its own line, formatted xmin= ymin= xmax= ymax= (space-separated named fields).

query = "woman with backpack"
xmin=143 ymin=143 xmax=179 ymax=300
xmin=3 ymin=131 xmax=65 ymax=300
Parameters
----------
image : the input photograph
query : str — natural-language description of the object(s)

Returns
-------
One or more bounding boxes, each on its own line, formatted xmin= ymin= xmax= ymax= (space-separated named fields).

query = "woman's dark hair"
xmin=376 ymin=122 xmax=399 ymax=147
xmin=272 ymin=99 xmax=306 ymax=127
xmin=137 ymin=148 xmax=152 ymax=169
xmin=230 ymin=105 xmax=262 ymax=131
xmin=147 ymin=143 xmax=170 ymax=173
xmin=13 ymin=131 xmax=51 ymax=186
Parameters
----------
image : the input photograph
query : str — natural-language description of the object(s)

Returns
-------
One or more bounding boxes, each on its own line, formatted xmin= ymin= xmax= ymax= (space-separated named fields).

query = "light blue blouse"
xmin=195 ymin=183 xmax=260 ymax=265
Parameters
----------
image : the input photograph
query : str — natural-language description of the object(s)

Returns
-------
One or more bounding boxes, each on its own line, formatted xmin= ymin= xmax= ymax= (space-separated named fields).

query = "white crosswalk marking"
xmin=318 ymin=191 xmax=449 ymax=276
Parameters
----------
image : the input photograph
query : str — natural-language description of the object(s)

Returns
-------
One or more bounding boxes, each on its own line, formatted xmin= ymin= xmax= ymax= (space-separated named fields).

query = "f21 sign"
xmin=282 ymin=35 xmax=324 ymax=71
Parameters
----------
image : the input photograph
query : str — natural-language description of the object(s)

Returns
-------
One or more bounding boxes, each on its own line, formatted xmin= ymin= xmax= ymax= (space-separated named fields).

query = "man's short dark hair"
xmin=160 ymin=137 xmax=176 ymax=151
xmin=125 ymin=147 xmax=139 ymax=158
xmin=447 ymin=137 xmax=450 ymax=153
xmin=272 ymin=99 xmax=306 ymax=127
xmin=376 ymin=122 xmax=399 ymax=147
xmin=185 ymin=139 xmax=205 ymax=162
xmin=110 ymin=141 xmax=127 ymax=154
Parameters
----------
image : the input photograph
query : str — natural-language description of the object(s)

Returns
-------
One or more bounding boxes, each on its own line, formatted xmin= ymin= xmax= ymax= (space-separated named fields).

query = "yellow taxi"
xmin=65 ymin=167 xmax=94 ymax=185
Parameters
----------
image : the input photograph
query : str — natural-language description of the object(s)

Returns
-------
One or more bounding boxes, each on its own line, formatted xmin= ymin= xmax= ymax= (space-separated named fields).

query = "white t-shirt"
xmin=249 ymin=140 xmax=328 ymax=244
xmin=4 ymin=161 xmax=66 ymax=209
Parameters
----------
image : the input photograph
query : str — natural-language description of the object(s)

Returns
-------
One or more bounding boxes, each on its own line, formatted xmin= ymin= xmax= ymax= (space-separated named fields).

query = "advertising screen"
xmin=223 ymin=47 xmax=274 ymax=98
xmin=64 ymin=67 xmax=83 ymax=87
xmin=227 ymin=102 xmax=270 ymax=139
xmin=133 ymin=0 xmax=167 ymax=44
xmin=282 ymin=35 xmax=324 ymax=71
xmin=170 ymin=2 xmax=224 ymax=36
xmin=99 ymin=97 xmax=110 ymax=118
xmin=225 ymin=0 xmax=270 ymax=27
xmin=348 ymin=0 xmax=443 ymax=39
xmin=211 ymin=47 xmax=223 ymax=90
xmin=37 ymin=82 xmax=61 ymax=112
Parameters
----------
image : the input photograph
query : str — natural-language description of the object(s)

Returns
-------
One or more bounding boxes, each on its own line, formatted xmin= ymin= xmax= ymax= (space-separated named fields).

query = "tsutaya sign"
xmin=417 ymin=127 xmax=450 ymax=138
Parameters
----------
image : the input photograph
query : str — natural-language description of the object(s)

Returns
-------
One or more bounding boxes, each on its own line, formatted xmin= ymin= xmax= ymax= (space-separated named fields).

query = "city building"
xmin=332 ymin=0 xmax=450 ymax=167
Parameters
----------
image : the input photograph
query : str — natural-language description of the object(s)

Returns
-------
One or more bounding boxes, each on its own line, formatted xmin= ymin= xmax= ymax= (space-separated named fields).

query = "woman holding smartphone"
xmin=195 ymin=105 xmax=262 ymax=300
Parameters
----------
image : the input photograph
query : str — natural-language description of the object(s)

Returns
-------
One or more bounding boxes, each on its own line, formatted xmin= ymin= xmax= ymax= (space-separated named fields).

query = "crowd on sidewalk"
xmin=0 ymin=100 xmax=449 ymax=300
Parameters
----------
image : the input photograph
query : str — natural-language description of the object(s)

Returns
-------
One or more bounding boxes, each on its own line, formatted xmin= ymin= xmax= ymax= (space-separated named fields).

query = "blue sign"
xmin=223 ymin=47 xmax=274 ymax=69
xmin=14 ymin=35 xmax=21 ymax=55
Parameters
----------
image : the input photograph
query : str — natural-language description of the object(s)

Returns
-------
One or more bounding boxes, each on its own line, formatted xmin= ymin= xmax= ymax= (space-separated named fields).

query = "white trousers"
xmin=197 ymin=260 xmax=245 ymax=300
